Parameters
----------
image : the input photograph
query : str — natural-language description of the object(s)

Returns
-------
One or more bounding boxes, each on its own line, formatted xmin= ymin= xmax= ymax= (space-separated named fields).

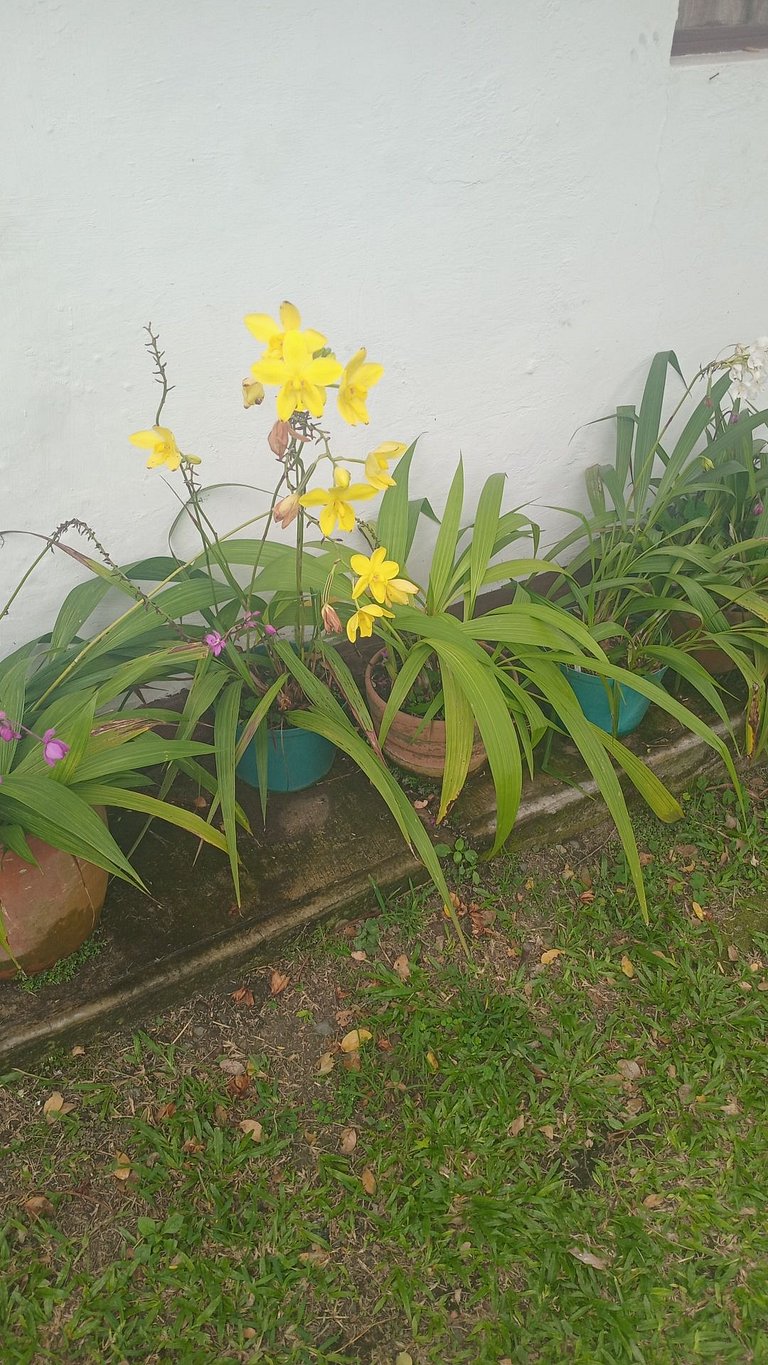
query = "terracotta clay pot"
xmin=669 ymin=607 xmax=749 ymax=675
xmin=0 ymin=819 xmax=109 ymax=979
xmin=364 ymin=650 xmax=487 ymax=779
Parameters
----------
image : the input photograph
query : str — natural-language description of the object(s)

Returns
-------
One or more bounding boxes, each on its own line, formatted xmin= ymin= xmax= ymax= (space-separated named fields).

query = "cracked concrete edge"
xmin=0 ymin=719 xmax=736 ymax=1068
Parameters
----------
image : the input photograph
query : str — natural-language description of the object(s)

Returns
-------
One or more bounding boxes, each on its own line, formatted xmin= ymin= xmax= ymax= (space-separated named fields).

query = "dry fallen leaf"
xmin=579 ymin=889 xmax=595 ymax=904
xmin=317 ymin=1052 xmax=335 ymax=1076
xmin=620 ymin=955 xmax=635 ymax=979
xmin=540 ymin=1124 xmax=555 ymax=1140
xmin=22 ymin=1195 xmax=54 ymax=1220
xmin=642 ymin=1193 xmax=666 ymax=1209
xmin=350 ymin=950 xmax=368 ymax=962
xmin=231 ymin=986 xmax=255 ymax=1007
xmin=361 ymin=1167 xmax=377 ymax=1195
xmin=624 ymin=1096 xmax=644 ymax=1116
xmin=720 ymin=1099 xmax=741 ymax=1116
xmin=299 ymin=1247 xmax=331 ymax=1267
xmin=395 ymin=1354 xmax=414 ymax=1365
xmin=393 ymin=954 xmax=411 ymax=981
xmin=112 ymin=1152 xmax=132 ymax=1181
xmin=155 ymin=1102 xmax=177 ymax=1122
xmin=270 ymin=970 xmax=289 ymax=995
xmin=70 ymin=1045 xmax=86 ymax=1057
xmin=42 ymin=1092 xmax=75 ymax=1123
xmin=508 ymin=1115 xmax=525 ymax=1137
xmin=691 ymin=901 xmax=706 ymax=921
xmin=540 ymin=948 xmax=562 ymax=965
xmin=340 ymin=1029 xmax=372 ymax=1053
xmin=413 ymin=798 xmax=429 ymax=810
xmin=238 ymin=1119 xmax=263 ymax=1141
xmin=219 ymin=1058 xmax=246 ymax=1076
xmin=727 ymin=945 xmax=739 ymax=962
xmin=226 ymin=1073 xmax=252 ymax=1099
xmin=340 ymin=1127 xmax=358 ymax=1154
xmin=182 ymin=1137 xmax=205 ymax=1154
xmin=568 ymin=1246 xmax=609 ymax=1270
xmin=426 ymin=1050 xmax=440 ymax=1072
xmin=616 ymin=1059 xmax=642 ymax=1082
xmin=342 ymin=1051 xmax=361 ymax=1072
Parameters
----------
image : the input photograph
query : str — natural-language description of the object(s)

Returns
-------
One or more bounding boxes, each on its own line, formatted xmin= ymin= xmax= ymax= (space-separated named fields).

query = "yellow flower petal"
xmin=306 ymin=356 xmax=343 ymax=386
xmin=319 ymin=504 xmax=337 ymax=536
xmin=349 ymin=553 xmax=371 ymax=575
xmin=276 ymin=386 xmax=299 ymax=420
xmin=279 ymin=301 xmax=301 ymax=330
xmin=337 ymin=502 xmax=357 ymax=533
xmin=244 ymin=313 xmax=279 ymax=343
xmin=298 ymin=489 xmax=328 ymax=508
xmin=250 ymin=357 xmax=287 ymax=385
xmin=129 ymin=429 xmax=161 ymax=449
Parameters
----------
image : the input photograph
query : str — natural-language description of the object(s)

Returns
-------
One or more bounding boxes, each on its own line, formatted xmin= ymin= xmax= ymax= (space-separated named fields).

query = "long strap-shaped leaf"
xmin=288 ymin=708 xmax=467 ymax=951
xmin=214 ymin=681 xmax=243 ymax=902
xmin=375 ymin=442 xmax=418 ymax=564
xmin=437 ymin=657 xmax=476 ymax=822
xmin=70 ymin=782 xmax=229 ymax=855
xmin=0 ymin=776 xmax=143 ymax=884
xmin=427 ymin=459 xmax=464 ymax=614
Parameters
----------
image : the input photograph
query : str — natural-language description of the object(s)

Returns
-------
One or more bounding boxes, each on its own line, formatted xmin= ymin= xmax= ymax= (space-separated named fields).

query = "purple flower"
xmin=263 ymin=624 xmax=278 ymax=637
xmin=42 ymin=728 xmax=70 ymax=767
xmin=204 ymin=631 xmax=226 ymax=656
xmin=753 ymin=501 xmax=764 ymax=517
xmin=239 ymin=611 xmax=261 ymax=631
xmin=0 ymin=712 xmax=21 ymax=743
xmin=729 ymin=409 xmax=741 ymax=425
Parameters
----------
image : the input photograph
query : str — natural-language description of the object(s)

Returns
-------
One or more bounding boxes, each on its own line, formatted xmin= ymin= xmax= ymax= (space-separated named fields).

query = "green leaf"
xmin=377 ymin=644 xmax=432 ymax=747
xmin=0 ymin=650 xmax=29 ymax=776
xmin=427 ymin=459 xmax=464 ymax=614
xmin=633 ymin=351 xmax=682 ymax=511
xmin=437 ymin=658 xmax=475 ymax=822
xmin=214 ymin=681 xmax=243 ymax=903
xmin=468 ymin=472 xmax=506 ymax=615
xmin=288 ymin=708 xmax=467 ymax=950
xmin=0 ymin=775 xmax=142 ymax=883
xmin=69 ymin=782 xmax=229 ymax=854
xmin=375 ymin=442 xmax=418 ymax=563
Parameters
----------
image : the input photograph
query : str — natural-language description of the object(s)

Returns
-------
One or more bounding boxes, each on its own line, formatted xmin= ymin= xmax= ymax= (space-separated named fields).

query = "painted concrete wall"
xmin=2 ymin=0 xmax=767 ymax=650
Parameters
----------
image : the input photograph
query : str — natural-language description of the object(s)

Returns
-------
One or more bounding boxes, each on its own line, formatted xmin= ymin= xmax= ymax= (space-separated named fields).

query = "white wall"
xmin=2 ymin=0 xmax=767 ymax=651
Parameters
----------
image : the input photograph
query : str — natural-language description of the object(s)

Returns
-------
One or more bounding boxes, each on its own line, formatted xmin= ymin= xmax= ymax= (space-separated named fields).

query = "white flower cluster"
xmin=729 ymin=337 xmax=768 ymax=404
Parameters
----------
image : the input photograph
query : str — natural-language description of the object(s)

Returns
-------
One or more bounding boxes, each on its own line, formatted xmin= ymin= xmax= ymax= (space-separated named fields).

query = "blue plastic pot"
xmin=560 ymin=665 xmax=668 ymax=737
xmin=236 ymin=724 xmax=336 ymax=793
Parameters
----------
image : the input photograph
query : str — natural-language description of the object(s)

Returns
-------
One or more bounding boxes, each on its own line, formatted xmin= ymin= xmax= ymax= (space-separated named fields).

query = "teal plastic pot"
xmin=236 ymin=724 xmax=336 ymax=793
xmin=560 ymin=665 xmax=668 ymax=737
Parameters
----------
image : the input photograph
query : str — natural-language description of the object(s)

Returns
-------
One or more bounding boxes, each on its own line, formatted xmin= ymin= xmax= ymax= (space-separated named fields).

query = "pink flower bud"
xmin=321 ymin=604 xmax=343 ymax=634
xmin=41 ymin=728 xmax=70 ymax=767
xmin=274 ymin=493 xmax=300 ymax=529
xmin=264 ymin=623 xmax=278 ymax=637
xmin=0 ymin=712 xmax=21 ymax=743
xmin=268 ymin=421 xmax=292 ymax=459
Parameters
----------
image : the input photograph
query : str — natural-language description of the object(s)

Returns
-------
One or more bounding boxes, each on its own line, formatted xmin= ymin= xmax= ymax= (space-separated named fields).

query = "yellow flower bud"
xmin=242 ymin=378 xmax=265 ymax=408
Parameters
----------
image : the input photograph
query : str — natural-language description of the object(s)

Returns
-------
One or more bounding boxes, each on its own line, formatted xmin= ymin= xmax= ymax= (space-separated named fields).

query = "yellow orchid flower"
xmin=337 ymin=348 xmax=384 ymax=426
xmin=251 ymin=329 xmax=343 ymax=421
xmin=244 ymin=301 xmax=326 ymax=361
xmin=346 ymin=601 xmax=394 ymax=644
xmin=350 ymin=546 xmax=418 ymax=607
xmin=300 ymin=465 xmax=378 ymax=537
xmin=364 ymin=442 xmax=406 ymax=490
xmin=129 ymin=426 xmax=200 ymax=471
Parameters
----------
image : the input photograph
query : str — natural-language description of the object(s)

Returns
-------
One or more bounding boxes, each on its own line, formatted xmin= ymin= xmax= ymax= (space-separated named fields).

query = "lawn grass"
xmin=2 ymin=775 xmax=768 ymax=1363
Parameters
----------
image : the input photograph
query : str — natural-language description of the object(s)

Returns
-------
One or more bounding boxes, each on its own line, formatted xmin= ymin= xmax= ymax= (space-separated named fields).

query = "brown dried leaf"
xmin=219 ymin=1058 xmax=246 ymax=1076
xmin=616 ymin=1059 xmax=642 ymax=1082
xmin=393 ymin=954 xmax=411 ymax=981
xmin=70 ymin=1045 xmax=86 ymax=1057
xmin=42 ymin=1092 xmax=75 ymax=1123
xmin=270 ymin=970 xmax=290 ymax=995
xmin=691 ymin=901 xmax=706 ymax=921
xmin=238 ymin=1119 xmax=263 ymax=1141
xmin=317 ymin=1051 xmax=335 ymax=1076
xmin=112 ymin=1152 xmax=132 ymax=1180
xmin=508 ymin=1115 xmax=525 ymax=1137
xmin=568 ymin=1246 xmax=609 ymax=1270
xmin=540 ymin=948 xmax=562 ymax=965
xmin=720 ymin=1099 xmax=741 ymax=1116
xmin=214 ymin=1104 xmax=231 ymax=1125
xmin=727 ymin=945 xmax=739 ymax=962
xmin=22 ymin=1195 xmax=54 ymax=1220
xmin=232 ymin=986 xmax=255 ymax=1007
xmin=620 ymin=955 xmax=635 ymax=978
xmin=155 ymin=1102 xmax=177 ymax=1122
xmin=677 ymin=1083 xmax=694 ymax=1103
xmin=350 ymin=950 xmax=368 ymax=962
xmin=339 ymin=1127 xmax=358 ymax=1154
xmin=413 ymin=798 xmax=429 ymax=810
xmin=361 ymin=1167 xmax=377 ymax=1195
xmin=426 ymin=1050 xmax=440 ymax=1072
xmin=340 ymin=1029 xmax=372 ymax=1053
xmin=624 ymin=1096 xmax=644 ymax=1116
xmin=642 ymin=1193 xmax=666 ymax=1209
xmin=182 ymin=1137 xmax=205 ymax=1154
xmin=299 ymin=1247 xmax=331 ymax=1267
xmin=342 ymin=1050 xmax=361 ymax=1072
xmin=227 ymin=1073 xmax=252 ymax=1099
xmin=539 ymin=1124 xmax=555 ymax=1140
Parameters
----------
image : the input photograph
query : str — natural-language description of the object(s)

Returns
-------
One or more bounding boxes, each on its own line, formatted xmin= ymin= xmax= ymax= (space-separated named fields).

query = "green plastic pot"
xmin=560 ymin=665 xmax=668 ymax=737
xmin=236 ymin=723 xmax=336 ymax=793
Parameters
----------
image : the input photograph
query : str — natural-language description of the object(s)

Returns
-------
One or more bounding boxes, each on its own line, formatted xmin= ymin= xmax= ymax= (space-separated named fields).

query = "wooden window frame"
xmin=672 ymin=21 xmax=768 ymax=53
